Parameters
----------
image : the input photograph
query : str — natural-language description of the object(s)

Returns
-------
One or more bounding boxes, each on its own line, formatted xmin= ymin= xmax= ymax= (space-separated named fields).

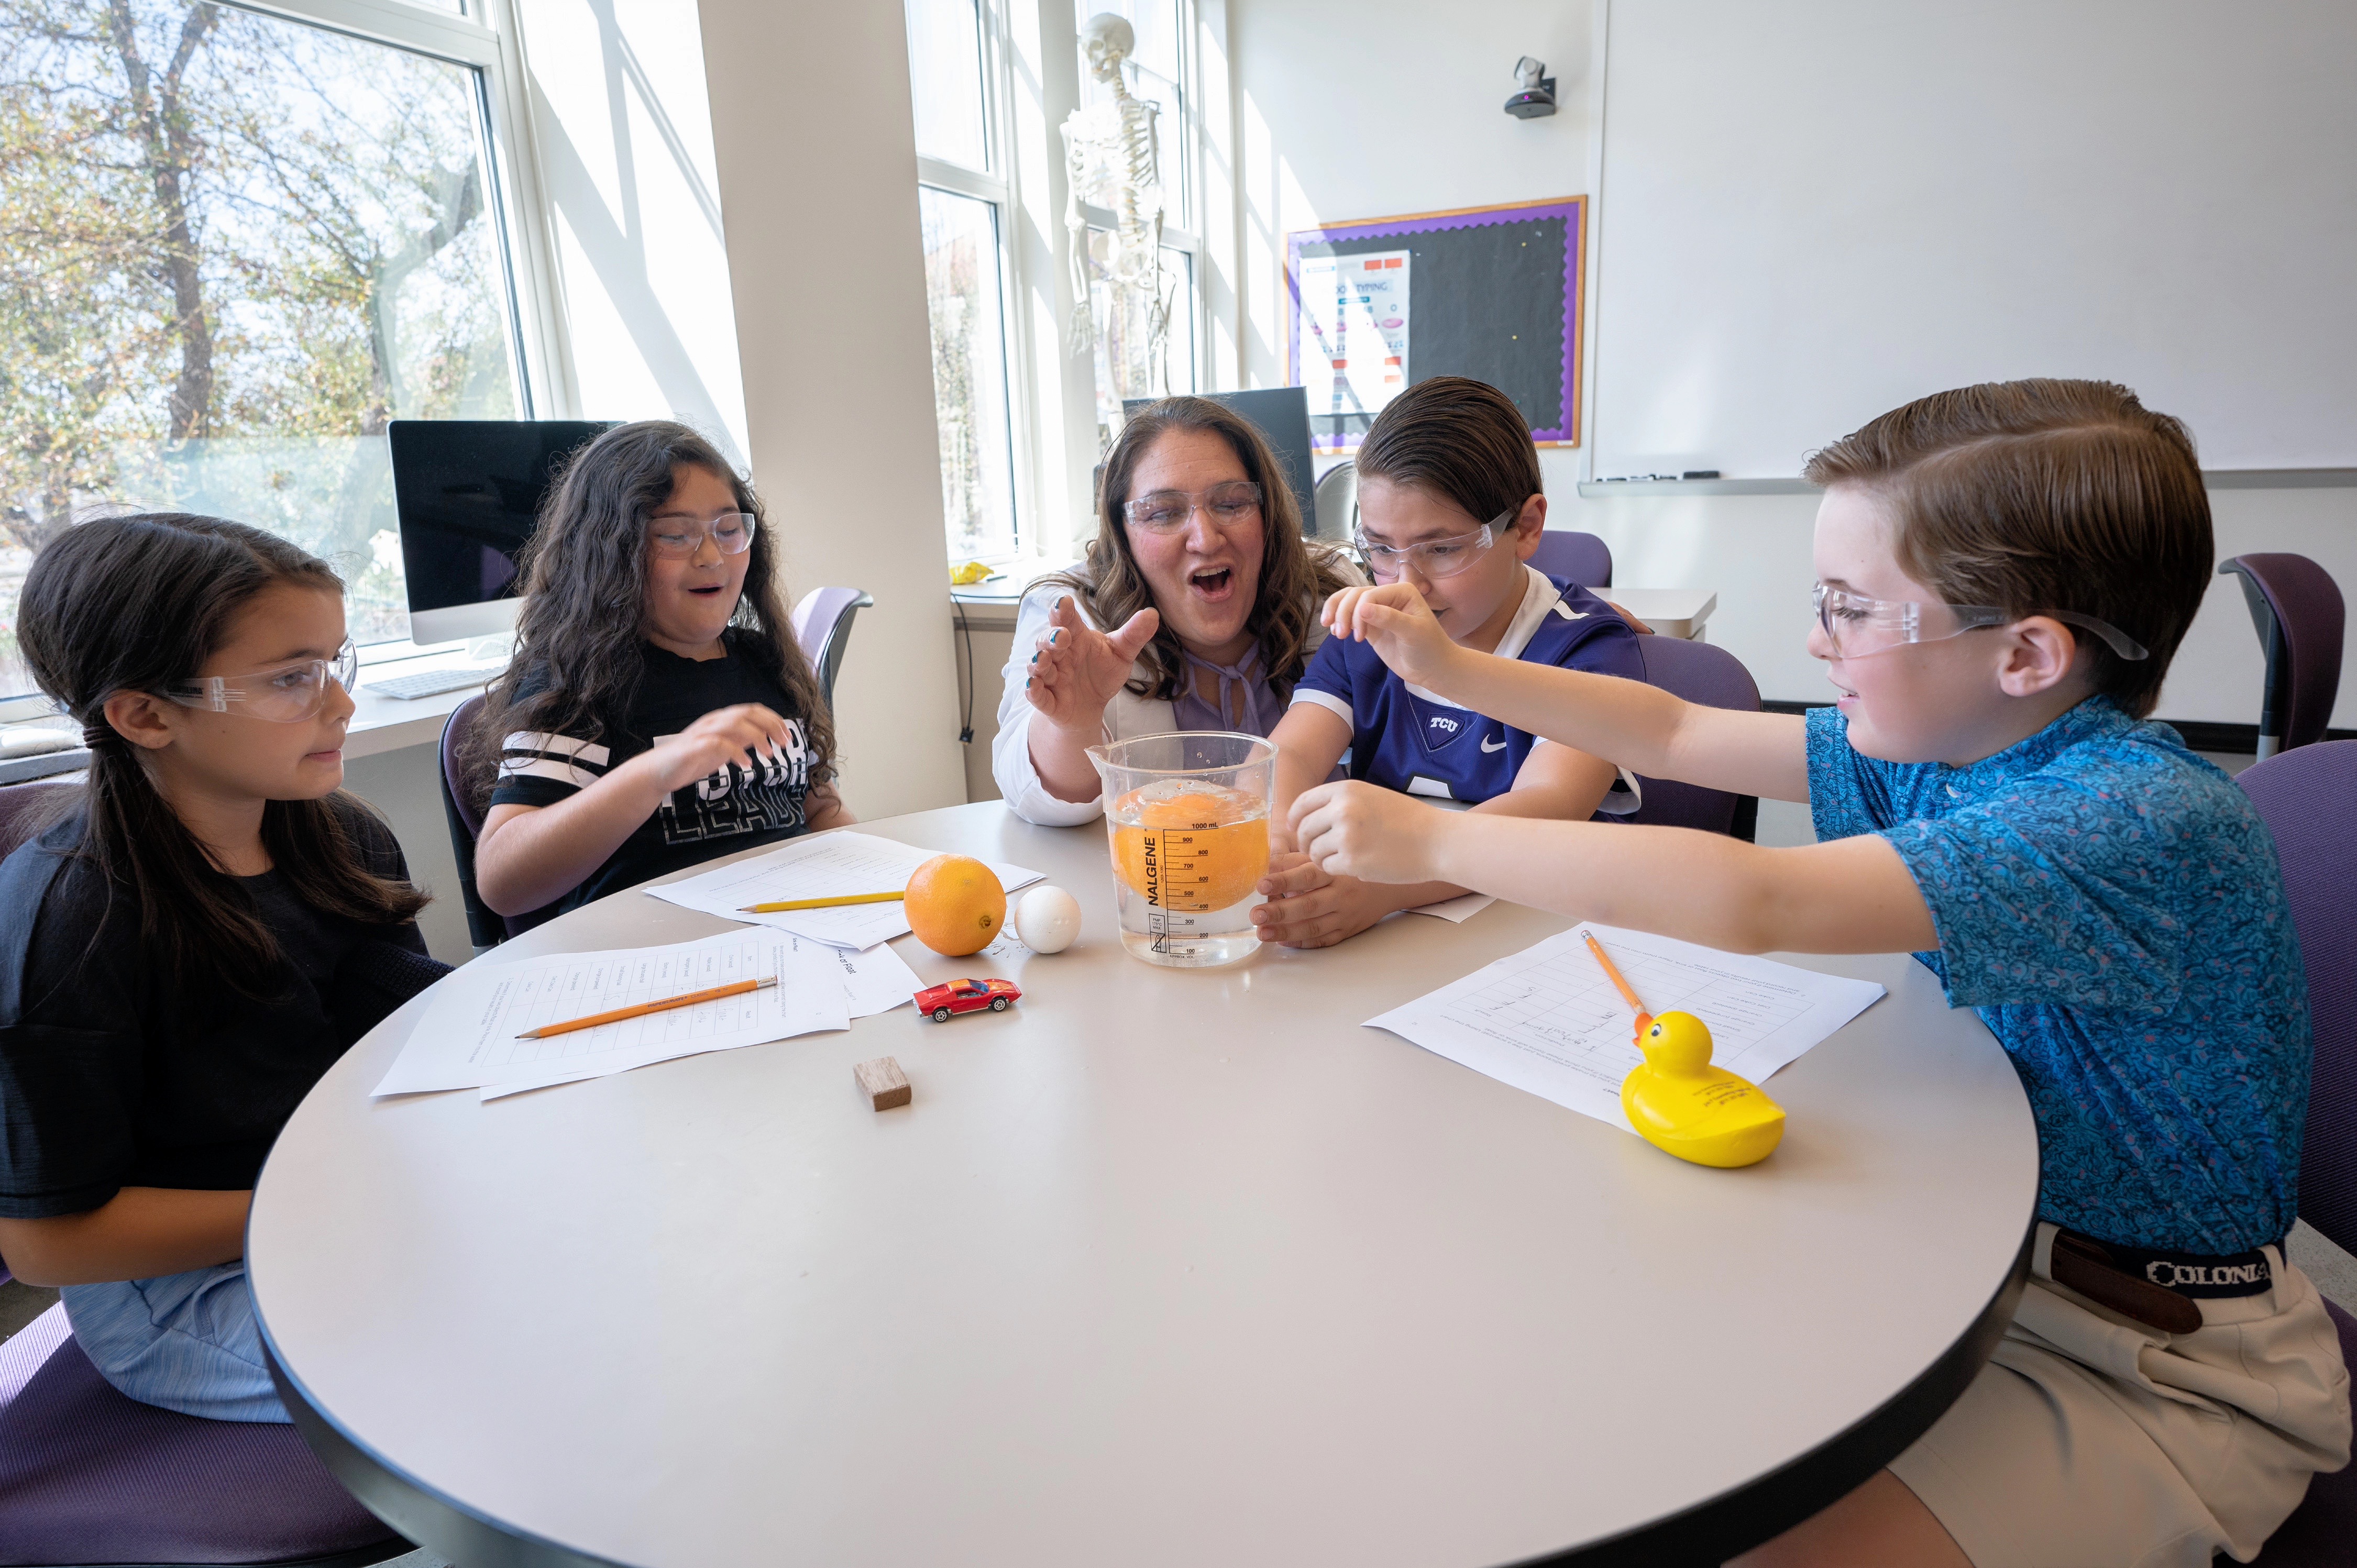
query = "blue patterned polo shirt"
xmin=1807 ymin=697 xmax=2308 ymax=1254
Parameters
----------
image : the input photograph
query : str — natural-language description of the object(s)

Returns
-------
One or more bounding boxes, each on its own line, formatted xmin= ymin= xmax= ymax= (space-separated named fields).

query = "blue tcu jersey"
xmin=1291 ymin=568 xmax=1644 ymax=804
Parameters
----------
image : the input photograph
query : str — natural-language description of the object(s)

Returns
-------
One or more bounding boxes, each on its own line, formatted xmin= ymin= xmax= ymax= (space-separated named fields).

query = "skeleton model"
xmin=1062 ymin=14 xmax=1171 ymax=392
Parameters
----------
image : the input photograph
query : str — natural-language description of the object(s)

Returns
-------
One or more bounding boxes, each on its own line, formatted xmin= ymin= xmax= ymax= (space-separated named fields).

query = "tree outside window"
xmin=0 ymin=0 xmax=522 ymax=687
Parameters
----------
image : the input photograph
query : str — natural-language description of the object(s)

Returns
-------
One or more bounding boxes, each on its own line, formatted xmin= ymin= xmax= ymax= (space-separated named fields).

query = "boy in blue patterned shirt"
xmin=1287 ymin=380 xmax=2350 ymax=1566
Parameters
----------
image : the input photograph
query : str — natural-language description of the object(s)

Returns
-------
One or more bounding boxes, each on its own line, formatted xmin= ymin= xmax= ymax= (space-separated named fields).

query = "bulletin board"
xmin=1286 ymin=196 xmax=1585 ymax=452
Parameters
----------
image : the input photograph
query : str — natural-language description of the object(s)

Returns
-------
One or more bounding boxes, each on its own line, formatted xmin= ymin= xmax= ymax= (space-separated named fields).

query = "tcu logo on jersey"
xmin=1427 ymin=713 xmax=1460 ymax=738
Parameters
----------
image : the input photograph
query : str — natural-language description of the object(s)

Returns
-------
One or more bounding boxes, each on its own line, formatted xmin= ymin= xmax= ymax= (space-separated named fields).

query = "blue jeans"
xmin=59 ymin=1261 xmax=288 ymax=1423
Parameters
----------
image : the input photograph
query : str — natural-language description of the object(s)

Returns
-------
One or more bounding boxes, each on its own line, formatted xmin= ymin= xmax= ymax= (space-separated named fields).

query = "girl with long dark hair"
xmin=464 ymin=421 xmax=848 ymax=916
xmin=0 ymin=514 xmax=443 ymax=1421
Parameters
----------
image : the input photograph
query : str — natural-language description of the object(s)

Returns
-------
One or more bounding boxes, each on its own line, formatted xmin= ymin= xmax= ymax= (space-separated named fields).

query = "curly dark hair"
xmin=460 ymin=420 xmax=835 ymax=804
xmin=1045 ymin=396 xmax=1353 ymax=701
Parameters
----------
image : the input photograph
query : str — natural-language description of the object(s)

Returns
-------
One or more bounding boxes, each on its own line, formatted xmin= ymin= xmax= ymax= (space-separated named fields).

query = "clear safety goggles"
xmin=161 ymin=638 xmax=360 ymax=723
xmin=1812 ymin=583 xmax=2149 ymax=661
xmin=648 ymin=510 xmax=757 ymax=559
xmin=1123 ymin=481 xmax=1263 ymax=533
xmin=1355 ymin=510 xmax=1507 ymax=582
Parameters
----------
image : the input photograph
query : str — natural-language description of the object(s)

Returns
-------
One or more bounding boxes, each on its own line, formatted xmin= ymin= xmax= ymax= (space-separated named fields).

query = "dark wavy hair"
xmin=461 ymin=420 xmax=834 ymax=805
xmin=16 ymin=513 xmax=428 ymax=996
xmin=1045 ymin=396 xmax=1352 ymax=701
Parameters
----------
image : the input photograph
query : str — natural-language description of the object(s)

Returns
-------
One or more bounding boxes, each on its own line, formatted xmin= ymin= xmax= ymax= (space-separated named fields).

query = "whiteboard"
xmin=1588 ymin=0 xmax=2357 ymax=480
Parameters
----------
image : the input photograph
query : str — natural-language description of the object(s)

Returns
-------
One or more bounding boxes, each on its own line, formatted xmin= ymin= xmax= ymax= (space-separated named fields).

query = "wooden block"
xmin=854 ymin=1056 xmax=911 ymax=1111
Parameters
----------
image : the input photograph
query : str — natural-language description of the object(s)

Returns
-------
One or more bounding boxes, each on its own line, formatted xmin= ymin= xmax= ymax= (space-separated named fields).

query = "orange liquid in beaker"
xmin=1108 ymin=783 xmax=1271 ymax=912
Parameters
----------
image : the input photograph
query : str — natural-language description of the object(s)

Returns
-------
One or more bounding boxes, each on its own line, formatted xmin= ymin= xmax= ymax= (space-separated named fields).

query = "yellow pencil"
xmin=1581 ymin=930 xmax=1654 ymax=1037
xmin=736 ymin=890 xmax=906 ymax=914
xmin=516 ymin=975 xmax=776 ymax=1040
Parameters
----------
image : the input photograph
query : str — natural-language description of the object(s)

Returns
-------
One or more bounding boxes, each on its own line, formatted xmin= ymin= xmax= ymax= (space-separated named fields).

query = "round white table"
xmin=250 ymin=802 xmax=2038 ymax=1567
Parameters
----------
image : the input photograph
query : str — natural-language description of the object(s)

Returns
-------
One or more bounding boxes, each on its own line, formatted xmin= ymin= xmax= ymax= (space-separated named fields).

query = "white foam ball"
xmin=1014 ymin=884 xmax=1082 ymax=954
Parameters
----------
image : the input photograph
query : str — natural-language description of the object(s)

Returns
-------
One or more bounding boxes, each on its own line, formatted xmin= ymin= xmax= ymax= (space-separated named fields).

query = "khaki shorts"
xmin=1889 ymin=1225 xmax=2351 ymax=1567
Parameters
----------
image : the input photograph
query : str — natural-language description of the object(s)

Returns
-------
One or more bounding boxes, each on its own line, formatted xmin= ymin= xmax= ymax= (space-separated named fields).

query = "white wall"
xmin=516 ymin=0 xmax=751 ymax=459
xmin=1227 ymin=0 xmax=2357 ymax=727
xmin=696 ymin=0 xmax=966 ymax=819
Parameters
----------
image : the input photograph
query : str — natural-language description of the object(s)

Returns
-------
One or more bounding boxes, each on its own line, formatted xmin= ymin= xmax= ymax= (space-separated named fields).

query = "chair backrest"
xmin=2236 ymin=739 xmax=2357 ymax=1255
xmin=2219 ymin=554 xmax=2345 ymax=756
xmin=1529 ymin=531 xmax=1613 ymax=590
xmin=792 ymin=587 xmax=873 ymax=710
xmin=0 ymin=781 xmax=80 ymax=862
xmin=1618 ymin=635 xmax=1761 ymax=839
xmin=1310 ymin=460 xmax=1358 ymax=542
xmin=437 ymin=695 xmax=563 ymax=950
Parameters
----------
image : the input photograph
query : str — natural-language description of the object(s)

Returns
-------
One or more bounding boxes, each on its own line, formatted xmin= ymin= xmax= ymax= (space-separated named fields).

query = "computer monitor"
xmin=388 ymin=419 xmax=614 ymax=644
xmin=1121 ymin=388 xmax=1319 ymax=536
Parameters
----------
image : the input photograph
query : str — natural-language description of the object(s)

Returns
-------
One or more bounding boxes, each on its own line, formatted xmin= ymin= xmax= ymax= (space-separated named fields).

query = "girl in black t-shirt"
xmin=0 ymin=514 xmax=444 ymax=1421
xmin=465 ymin=421 xmax=850 ymax=915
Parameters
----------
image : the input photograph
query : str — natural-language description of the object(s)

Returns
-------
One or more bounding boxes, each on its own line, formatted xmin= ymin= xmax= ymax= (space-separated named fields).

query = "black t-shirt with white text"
xmin=489 ymin=631 xmax=818 ymax=911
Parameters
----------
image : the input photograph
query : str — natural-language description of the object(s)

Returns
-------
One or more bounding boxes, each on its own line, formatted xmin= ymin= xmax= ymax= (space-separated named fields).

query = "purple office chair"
xmin=1614 ymin=634 xmax=1760 ymax=841
xmin=438 ymin=693 xmax=564 ymax=950
xmin=2219 ymin=554 xmax=2345 ymax=758
xmin=0 ymin=1277 xmax=403 ymax=1566
xmin=2239 ymin=741 xmax=2357 ymax=1564
xmin=1528 ymin=530 xmax=1613 ymax=590
xmin=792 ymin=586 xmax=873 ymax=710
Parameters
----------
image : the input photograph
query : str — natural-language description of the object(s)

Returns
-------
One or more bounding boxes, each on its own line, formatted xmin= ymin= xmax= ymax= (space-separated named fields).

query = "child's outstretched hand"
xmin=1321 ymin=582 xmax=1458 ymax=689
xmin=1291 ymin=780 xmax=1444 ymax=887
xmin=1027 ymin=595 xmax=1160 ymax=733
xmin=645 ymin=703 xmax=799 ymax=794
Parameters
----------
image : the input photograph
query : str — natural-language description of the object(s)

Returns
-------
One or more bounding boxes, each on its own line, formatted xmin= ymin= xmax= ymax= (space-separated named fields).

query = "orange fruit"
xmin=905 ymin=854 xmax=1007 ymax=956
xmin=1108 ymin=787 xmax=1270 ymax=911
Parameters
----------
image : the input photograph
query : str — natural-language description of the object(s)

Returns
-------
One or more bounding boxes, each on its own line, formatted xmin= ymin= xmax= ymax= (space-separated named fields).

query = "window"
xmin=1073 ymin=0 xmax=1198 ymax=439
xmin=908 ymin=0 xmax=1021 ymax=562
xmin=0 ymin=0 xmax=536 ymax=692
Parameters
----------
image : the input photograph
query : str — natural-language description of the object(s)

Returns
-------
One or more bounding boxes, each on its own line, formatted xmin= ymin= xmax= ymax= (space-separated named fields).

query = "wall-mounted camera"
xmin=1505 ymin=56 xmax=1556 ymax=119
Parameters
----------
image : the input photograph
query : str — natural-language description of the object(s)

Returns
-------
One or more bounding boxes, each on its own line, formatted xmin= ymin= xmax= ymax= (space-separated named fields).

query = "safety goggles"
xmin=161 ymin=638 xmax=360 ymax=723
xmin=648 ymin=511 xmax=757 ymax=559
xmin=1812 ymin=583 xmax=2149 ymax=661
xmin=1122 ymin=481 xmax=1263 ymax=533
xmin=1355 ymin=510 xmax=1507 ymax=582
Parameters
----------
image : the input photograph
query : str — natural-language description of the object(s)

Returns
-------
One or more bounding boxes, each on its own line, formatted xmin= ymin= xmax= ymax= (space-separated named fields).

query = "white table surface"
xmin=250 ymin=802 xmax=2036 ymax=1568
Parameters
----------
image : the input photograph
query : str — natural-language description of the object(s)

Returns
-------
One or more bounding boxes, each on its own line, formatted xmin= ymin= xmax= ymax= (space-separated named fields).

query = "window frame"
xmin=913 ymin=0 xmax=1036 ymax=566
xmin=225 ymin=0 xmax=567 ymax=424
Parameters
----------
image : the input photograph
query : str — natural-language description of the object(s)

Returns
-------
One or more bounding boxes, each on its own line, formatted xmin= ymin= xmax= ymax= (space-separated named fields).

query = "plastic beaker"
xmin=1087 ymin=731 xmax=1276 ymax=967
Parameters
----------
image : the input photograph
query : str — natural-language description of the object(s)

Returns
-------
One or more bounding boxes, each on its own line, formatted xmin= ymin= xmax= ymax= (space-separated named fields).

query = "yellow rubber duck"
xmin=1620 ymin=1011 xmax=1786 ymax=1168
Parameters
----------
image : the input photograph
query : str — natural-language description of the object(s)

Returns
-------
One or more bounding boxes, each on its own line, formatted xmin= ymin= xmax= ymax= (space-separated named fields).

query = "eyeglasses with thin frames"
xmin=1122 ymin=482 xmax=1263 ymax=533
xmin=1811 ymin=582 xmax=2149 ymax=661
xmin=1355 ymin=509 xmax=1510 ymax=582
xmin=649 ymin=511 xmax=757 ymax=559
xmin=160 ymin=638 xmax=360 ymax=723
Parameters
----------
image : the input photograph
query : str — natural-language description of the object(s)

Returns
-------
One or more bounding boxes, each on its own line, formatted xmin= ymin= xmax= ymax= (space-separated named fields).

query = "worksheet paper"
xmin=373 ymin=931 xmax=848 ymax=1099
xmin=1364 ymin=924 xmax=1885 ymax=1134
xmin=645 ymin=831 xmax=1045 ymax=949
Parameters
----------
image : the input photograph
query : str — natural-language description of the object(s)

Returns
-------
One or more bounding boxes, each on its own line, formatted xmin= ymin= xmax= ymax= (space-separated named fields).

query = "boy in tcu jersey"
xmin=1251 ymin=379 xmax=1643 ymax=949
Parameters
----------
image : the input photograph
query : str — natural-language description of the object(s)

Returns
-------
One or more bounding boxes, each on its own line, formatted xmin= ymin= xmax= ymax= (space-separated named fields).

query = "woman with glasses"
xmin=995 ymin=396 xmax=1361 ymax=824
xmin=464 ymin=421 xmax=849 ymax=918
xmin=0 ymin=514 xmax=445 ymax=1421
xmin=1250 ymin=377 xmax=1641 ymax=949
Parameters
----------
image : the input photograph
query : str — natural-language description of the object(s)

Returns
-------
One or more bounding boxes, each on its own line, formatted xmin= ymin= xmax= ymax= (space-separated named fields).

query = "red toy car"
xmin=916 ymin=977 xmax=1021 ymax=1022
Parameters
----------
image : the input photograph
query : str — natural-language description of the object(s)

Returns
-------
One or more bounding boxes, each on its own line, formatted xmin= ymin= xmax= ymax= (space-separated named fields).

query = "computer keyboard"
xmin=365 ymin=664 xmax=505 ymax=701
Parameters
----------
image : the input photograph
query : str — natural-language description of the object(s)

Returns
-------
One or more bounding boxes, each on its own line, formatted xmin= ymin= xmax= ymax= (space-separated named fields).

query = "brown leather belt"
xmin=2048 ymin=1230 xmax=2278 ymax=1336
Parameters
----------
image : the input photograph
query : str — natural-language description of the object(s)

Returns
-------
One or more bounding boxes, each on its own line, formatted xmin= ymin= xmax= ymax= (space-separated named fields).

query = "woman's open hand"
xmin=1026 ymin=595 xmax=1160 ymax=734
xmin=1320 ymin=582 xmax=1460 ymax=691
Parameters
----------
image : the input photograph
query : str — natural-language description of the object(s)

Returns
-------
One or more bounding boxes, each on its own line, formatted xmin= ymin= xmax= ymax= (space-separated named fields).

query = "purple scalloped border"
xmin=1286 ymin=198 xmax=1585 ymax=450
